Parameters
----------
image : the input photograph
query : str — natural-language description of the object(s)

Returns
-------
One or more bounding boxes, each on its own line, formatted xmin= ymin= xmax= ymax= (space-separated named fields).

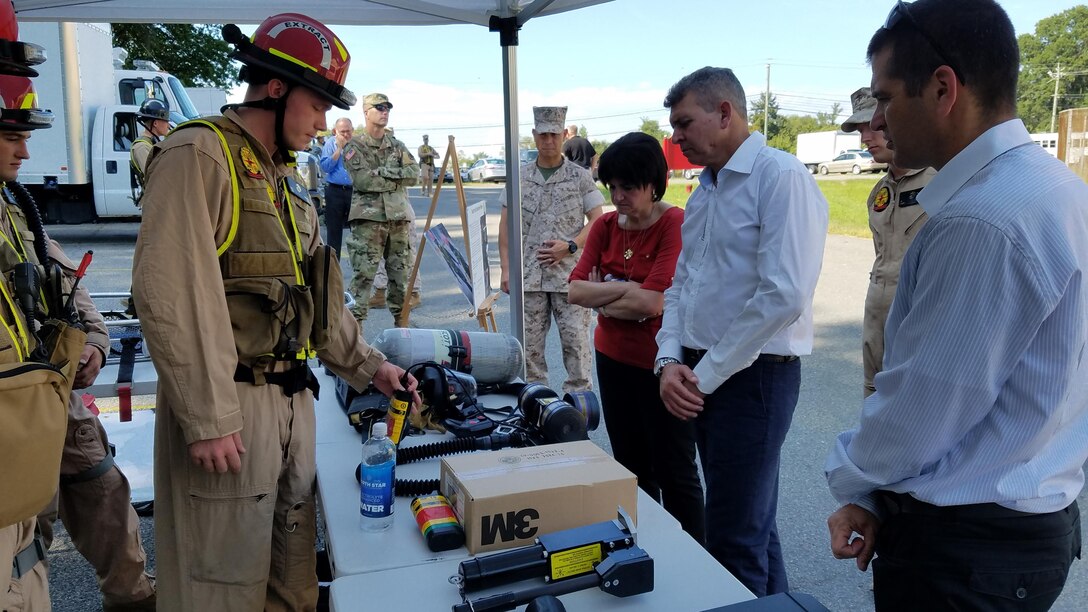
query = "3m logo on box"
xmin=440 ymin=440 xmax=637 ymax=554
xmin=481 ymin=508 xmax=539 ymax=545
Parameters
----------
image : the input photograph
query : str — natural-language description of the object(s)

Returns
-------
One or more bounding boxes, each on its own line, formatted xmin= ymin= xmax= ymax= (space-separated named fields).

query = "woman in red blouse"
xmin=568 ymin=132 xmax=704 ymax=542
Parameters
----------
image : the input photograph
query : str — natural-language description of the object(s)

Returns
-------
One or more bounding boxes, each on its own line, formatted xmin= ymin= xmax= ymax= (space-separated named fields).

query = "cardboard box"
xmin=440 ymin=440 xmax=637 ymax=554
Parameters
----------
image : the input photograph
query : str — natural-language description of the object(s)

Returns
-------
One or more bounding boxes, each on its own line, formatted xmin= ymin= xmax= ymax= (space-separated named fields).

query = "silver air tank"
xmin=372 ymin=328 xmax=525 ymax=384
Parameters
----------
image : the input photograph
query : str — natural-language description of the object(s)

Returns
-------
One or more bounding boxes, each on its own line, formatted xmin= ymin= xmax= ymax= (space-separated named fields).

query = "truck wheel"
xmin=683 ymin=169 xmax=694 ymax=180
xmin=852 ymin=165 xmax=861 ymax=175
xmin=819 ymin=165 xmax=829 ymax=175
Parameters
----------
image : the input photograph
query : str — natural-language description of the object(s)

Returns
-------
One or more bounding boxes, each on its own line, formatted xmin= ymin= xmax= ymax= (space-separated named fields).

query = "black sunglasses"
xmin=371 ymin=104 xmax=392 ymax=113
xmin=883 ymin=0 xmax=965 ymax=85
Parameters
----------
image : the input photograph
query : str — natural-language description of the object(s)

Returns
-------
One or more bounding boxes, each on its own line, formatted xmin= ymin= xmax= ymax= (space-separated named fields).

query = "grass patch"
xmin=601 ymin=177 xmax=878 ymax=238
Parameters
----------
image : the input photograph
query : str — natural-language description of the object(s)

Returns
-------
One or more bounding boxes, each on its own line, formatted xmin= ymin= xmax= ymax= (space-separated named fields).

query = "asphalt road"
xmin=43 ymin=184 xmax=1086 ymax=611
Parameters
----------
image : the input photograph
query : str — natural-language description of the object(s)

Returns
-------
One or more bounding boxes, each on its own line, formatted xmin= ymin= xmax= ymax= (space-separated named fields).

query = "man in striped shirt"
xmin=826 ymin=1 xmax=1086 ymax=610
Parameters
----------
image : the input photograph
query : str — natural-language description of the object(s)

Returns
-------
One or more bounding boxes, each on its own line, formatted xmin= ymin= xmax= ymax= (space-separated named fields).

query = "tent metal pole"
xmin=493 ymin=15 xmax=524 ymax=344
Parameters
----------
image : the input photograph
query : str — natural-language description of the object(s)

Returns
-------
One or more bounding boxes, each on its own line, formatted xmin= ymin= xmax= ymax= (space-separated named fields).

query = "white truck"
xmin=19 ymin=22 xmax=203 ymax=223
xmin=185 ymin=86 xmax=229 ymax=116
xmin=795 ymin=130 xmax=862 ymax=174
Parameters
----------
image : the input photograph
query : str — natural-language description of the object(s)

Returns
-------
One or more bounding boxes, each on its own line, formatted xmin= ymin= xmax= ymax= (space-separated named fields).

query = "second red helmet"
xmin=0 ymin=75 xmax=53 ymax=130
xmin=0 ymin=0 xmax=46 ymax=77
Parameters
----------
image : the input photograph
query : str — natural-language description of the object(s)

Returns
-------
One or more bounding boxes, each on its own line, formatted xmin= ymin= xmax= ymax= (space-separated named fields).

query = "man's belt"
xmin=326 ymin=183 xmax=352 ymax=191
xmin=234 ymin=363 xmax=320 ymax=399
xmin=12 ymin=534 xmax=45 ymax=579
xmin=681 ymin=347 xmax=798 ymax=368
xmin=879 ymin=491 xmax=1037 ymax=521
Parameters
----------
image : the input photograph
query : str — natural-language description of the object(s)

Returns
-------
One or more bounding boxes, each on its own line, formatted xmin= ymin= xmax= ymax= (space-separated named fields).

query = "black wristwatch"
xmin=567 ymin=240 xmax=578 ymax=254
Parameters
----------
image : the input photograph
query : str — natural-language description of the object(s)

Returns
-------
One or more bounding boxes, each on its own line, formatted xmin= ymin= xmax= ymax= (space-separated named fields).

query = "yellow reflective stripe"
xmin=268 ymin=48 xmax=318 ymax=74
xmin=0 ymin=208 xmax=22 ymax=257
xmin=0 ymin=278 xmax=28 ymax=361
xmin=1 ymin=206 xmax=48 ymax=314
xmin=333 ymin=38 xmax=348 ymax=62
xmin=276 ymin=178 xmax=314 ymax=360
xmin=182 ymin=120 xmax=240 ymax=255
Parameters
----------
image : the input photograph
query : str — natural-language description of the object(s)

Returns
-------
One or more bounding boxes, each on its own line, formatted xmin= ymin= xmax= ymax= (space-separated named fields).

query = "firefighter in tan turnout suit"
xmin=0 ymin=3 xmax=154 ymax=609
xmin=132 ymin=13 xmax=418 ymax=611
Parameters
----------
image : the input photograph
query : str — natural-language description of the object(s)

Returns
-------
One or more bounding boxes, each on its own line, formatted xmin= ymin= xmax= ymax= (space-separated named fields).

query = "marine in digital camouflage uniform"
xmin=418 ymin=134 xmax=439 ymax=197
xmin=498 ymin=106 xmax=605 ymax=392
xmin=343 ymin=93 xmax=419 ymax=323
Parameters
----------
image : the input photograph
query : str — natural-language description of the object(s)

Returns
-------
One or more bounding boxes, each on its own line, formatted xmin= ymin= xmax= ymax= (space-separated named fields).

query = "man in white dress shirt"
xmin=826 ymin=1 xmax=1086 ymax=610
xmin=654 ymin=66 xmax=828 ymax=596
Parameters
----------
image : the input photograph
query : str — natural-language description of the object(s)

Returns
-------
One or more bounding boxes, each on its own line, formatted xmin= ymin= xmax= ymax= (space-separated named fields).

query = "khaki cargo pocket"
xmin=304 ymin=244 xmax=342 ymax=351
xmin=273 ymin=500 xmax=317 ymax=589
xmin=0 ymin=361 xmax=68 ymax=526
xmin=186 ymin=488 xmax=276 ymax=586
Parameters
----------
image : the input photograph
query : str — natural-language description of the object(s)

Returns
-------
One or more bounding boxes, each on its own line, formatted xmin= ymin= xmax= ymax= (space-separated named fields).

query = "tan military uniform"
xmin=418 ymin=143 xmax=438 ymax=196
xmin=133 ymin=109 xmax=387 ymax=612
xmin=343 ymin=131 xmax=419 ymax=322
xmin=503 ymin=159 xmax=604 ymax=392
xmin=863 ymin=167 xmax=935 ymax=396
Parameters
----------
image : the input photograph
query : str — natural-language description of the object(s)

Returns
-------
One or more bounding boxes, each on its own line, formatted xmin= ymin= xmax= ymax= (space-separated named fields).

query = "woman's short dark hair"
xmin=597 ymin=132 xmax=668 ymax=202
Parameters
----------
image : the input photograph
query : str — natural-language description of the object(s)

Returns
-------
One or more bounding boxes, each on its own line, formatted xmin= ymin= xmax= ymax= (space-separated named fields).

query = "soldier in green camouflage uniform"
xmin=343 ymin=93 xmax=419 ymax=323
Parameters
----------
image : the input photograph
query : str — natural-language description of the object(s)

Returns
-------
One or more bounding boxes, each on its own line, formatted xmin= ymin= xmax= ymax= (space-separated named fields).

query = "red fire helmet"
xmin=0 ymin=75 xmax=53 ymax=130
xmin=222 ymin=13 xmax=355 ymax=109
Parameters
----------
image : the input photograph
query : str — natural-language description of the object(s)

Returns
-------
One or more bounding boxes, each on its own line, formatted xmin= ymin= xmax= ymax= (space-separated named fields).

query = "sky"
xmin=229 ymin=0 xmax=1085 ymax=157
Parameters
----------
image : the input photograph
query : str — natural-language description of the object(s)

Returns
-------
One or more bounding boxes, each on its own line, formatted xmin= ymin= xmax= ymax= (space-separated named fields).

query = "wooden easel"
xmin=398 ymin=135 xmax=501 ymax=331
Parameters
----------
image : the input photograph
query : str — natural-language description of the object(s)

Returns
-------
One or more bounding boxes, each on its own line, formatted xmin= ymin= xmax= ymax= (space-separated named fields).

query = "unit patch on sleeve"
xmin=873 ymin=186 xmax=891 ymax=212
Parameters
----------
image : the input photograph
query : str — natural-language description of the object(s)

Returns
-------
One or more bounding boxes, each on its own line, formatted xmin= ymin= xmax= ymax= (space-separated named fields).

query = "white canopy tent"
xmin=14 ymin=0 xmax=615 ymax=342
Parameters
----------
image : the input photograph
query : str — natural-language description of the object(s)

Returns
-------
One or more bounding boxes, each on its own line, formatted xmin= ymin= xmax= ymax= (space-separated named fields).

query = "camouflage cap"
xmin=533 ymin=106 xmax=567 ymax=134
xmin=841 ymin=87 xmax=876 ymax=133
xmin=364 ymin=92 xmax=392 ymax=110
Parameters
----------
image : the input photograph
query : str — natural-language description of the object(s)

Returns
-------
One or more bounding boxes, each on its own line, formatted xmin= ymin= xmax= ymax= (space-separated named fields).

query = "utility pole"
xmin=764 ymin=63 xmax=771 ymax=136
xmin=1050 ymin=62 xmax=1062 ymax=133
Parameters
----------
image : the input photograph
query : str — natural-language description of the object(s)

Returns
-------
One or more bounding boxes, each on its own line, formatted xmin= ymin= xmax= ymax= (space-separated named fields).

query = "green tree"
xmin=591 ymin=139 xmax=610 ymax=156
xmin=112 ymin=24 xmax=239 ymax=89
xmin=519 ymin=135 xmax=535 ymax=150
xmin=748 ymin=95 xmax=781 ymax=140
xmin=815 ymin=102 xmax=843 ymax=128
xmin=638 ymin=117 xmax=668 ymax=143
xmin=1017 ymin=6 xmax=1088 ymax=133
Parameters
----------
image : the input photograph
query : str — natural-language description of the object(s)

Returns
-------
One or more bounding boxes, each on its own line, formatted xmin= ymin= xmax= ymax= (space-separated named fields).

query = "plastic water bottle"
xmin=360 ymin=422 xmax=396 ymax=531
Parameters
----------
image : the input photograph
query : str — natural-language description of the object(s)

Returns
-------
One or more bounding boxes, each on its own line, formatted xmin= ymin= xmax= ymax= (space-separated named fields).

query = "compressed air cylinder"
xmin=372 ymin=328 xmax=525 ymax=384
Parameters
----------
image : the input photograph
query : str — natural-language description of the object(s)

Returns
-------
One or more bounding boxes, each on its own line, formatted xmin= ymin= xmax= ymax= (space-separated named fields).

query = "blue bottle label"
xmin=360 ymin=459 xmax=395 ymax=518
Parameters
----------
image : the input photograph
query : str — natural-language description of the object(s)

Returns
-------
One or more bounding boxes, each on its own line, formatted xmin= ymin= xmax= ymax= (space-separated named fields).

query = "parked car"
xmin=294 ymin=150 xmax=324 ymax=213
xmin=520 ymin=149 xmax=538 ymax=164
xmin=432 ymin=166 xmax=455 ymax=183
xmin=817 ymin=151 xmax=887 ymax=175
xmin=460 ymin=166 xmax=470 ymax=183
xmin=467 ymin=158 xmax=506 ymax=183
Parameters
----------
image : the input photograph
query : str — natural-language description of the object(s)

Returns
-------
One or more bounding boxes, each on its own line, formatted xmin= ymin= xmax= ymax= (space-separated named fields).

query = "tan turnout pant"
xmin=1 ymin=519 xmax=49 ymax=612
xmin=155 ymin=380 xmax=319 ymax=612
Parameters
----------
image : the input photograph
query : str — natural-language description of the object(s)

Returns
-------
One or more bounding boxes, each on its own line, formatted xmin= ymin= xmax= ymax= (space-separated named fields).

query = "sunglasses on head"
xmin=883 ymin=0 xmax=965 ymax=85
